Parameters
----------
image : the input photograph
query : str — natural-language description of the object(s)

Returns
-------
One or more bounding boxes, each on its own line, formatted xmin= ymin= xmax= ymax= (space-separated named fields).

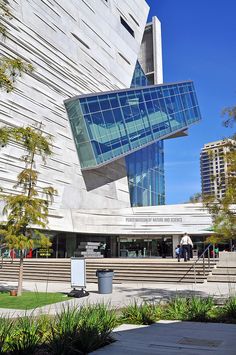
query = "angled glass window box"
xmin=64 ymin=80 xmax=201 ymax=170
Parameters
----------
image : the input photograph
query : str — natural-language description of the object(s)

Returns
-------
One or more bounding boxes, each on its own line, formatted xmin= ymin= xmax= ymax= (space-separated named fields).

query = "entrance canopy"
xmin=48 ymin=203 xmax=213 ymax=236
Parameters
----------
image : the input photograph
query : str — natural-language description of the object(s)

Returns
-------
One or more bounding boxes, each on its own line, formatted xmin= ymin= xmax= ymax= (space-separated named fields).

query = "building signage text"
xmin=125 ymin=217 xmax=183 ymax=223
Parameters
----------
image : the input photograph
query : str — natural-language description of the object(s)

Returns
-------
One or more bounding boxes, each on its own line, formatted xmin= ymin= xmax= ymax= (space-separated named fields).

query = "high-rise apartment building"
xmin=200 ymin=139 xmax=236 ymax=199
xmin=0 ymin=0 xmax=205 ymax=257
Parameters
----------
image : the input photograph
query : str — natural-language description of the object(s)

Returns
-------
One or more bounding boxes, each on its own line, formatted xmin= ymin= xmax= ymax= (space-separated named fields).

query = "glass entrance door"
xmin=119 ymin=236 xmax=173 ymax=258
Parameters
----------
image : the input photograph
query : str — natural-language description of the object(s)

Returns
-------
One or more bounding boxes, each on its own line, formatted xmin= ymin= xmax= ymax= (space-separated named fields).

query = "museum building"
xmin=0 ymin=0 xmax=213 ymax=258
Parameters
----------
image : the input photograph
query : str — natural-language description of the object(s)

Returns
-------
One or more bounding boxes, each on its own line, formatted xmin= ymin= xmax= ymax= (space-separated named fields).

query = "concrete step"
xmin=15 ymin=260 xmax=216 ymax=264
xmin=211 ymin=269 xmax=236 ymax=275
xmin=1 ymin=263 xmax=214 ymax=270
xmin=89 ymin=272 xmax=208 ymax=278
xmin=2 ymin=258 xmax=218 ymax=262
xmin=0 ymin=271 xmax=210 ymax=278
xmin=208 ymin=275 xmax=236 ymax=283
xmin=87 ymin=274 xmax=210 ymax=279
xmin=0 ymin=268 xmax=211 ymax=276
xmin=87 ymin=277 xmax=205 ymax=283
xmin=87 ymin=267 xmax=215 ymax=272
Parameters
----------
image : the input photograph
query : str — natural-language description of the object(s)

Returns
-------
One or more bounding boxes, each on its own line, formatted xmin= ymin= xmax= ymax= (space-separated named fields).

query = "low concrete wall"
xmin=219 ymin=252 xmax=236 ymax=267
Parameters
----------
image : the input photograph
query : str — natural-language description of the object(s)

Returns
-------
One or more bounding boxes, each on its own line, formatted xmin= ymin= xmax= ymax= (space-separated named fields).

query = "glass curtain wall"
xmin=126 ymin=62 xmax=165 ymax=206
xmin=125 ymin=141 xmax=165 ymax=206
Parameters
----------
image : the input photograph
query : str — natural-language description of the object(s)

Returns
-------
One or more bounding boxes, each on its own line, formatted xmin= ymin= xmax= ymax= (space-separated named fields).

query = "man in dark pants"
xmin=180 ymin=233 xmax=193 ymax=262
xmin=161 ymin=238 xmax=168 ymax=258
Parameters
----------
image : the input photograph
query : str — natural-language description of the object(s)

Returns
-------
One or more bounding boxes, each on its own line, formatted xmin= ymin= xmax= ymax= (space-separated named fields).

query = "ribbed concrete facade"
xmin=0 ymin=0 xmax=149 ymax=220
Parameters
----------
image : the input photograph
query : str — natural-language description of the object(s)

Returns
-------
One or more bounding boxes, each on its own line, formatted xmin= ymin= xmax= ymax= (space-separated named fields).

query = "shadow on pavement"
xmin=113 ymin=285 xmax=209 ymax=301
xmin=92 ymin=321 xmax=236 ymax=354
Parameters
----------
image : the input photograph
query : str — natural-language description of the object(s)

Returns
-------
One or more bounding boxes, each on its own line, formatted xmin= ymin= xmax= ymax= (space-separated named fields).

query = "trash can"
xmin=96 ymin=269 xmax=114 ymax=294
xmin=192 ymin=249 xmax=198 ymax=258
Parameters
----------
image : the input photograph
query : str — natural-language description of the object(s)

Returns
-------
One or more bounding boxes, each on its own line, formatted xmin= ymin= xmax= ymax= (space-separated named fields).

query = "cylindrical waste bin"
xmin=96 ymin=269 xmax=114 ymax=294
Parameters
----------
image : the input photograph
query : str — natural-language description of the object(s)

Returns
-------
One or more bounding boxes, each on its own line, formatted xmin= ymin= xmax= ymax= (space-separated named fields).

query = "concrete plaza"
xmin=0 ymin=280 xmax=235 ymax=317
xmin=92 ymin=321 xmax=236 ymax=355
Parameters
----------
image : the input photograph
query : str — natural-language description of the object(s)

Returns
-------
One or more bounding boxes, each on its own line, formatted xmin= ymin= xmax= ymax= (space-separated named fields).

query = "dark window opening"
xmin=118 ymin=52 xmax=131 ymax=65
xmin=129 ymin=13 xmax=140 ymax=27
xmin=120 ymin=17 xmax=135 ymax=37
xmin=71 ymin=33 xmax=90 ymax=49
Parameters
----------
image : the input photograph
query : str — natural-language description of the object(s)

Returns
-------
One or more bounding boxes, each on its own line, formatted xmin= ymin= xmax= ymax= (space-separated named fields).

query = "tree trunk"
xmin=17 ymin=251 xmax=24 ymax=296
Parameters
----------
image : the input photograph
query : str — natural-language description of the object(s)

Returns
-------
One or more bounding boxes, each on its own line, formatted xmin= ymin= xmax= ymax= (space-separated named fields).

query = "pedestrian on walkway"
xmin=175 ymin=244 xmax=181 ymax=262
xmin=180 ymin=233 xmax=193 ymax=262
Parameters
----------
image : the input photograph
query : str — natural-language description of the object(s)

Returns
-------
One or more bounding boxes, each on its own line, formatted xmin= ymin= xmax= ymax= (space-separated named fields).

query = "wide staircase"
xmin=207 ymin=252 xmax=236 ymax=283
xmin=0 ymin=258 xmax=218 ymax=284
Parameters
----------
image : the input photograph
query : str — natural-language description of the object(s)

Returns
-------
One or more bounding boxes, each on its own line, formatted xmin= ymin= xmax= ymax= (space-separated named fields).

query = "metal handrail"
xmin=178 ymin=244 xmax=212 ymax=283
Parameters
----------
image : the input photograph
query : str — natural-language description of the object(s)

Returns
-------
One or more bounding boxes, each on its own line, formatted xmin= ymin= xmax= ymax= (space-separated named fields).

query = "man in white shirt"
xmin=180 ymin=233 xmax=193 ymax=262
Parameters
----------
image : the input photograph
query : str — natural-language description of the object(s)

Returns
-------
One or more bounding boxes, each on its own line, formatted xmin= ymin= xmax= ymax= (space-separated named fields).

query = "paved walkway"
xmin=0 ymin=280 xmax=235 ymax=317
xmin=92 ymin=321 xmax=236 ymax=355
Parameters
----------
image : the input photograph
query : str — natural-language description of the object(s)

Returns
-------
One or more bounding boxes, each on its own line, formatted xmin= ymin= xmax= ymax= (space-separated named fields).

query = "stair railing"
xmin=0 ymin=245 xmax=5 ymax=268
xmin=178 ymin=244 xmax=212 ymax=283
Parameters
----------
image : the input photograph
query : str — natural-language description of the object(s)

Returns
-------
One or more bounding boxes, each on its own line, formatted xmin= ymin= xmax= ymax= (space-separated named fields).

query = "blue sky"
xmin=146 ymin=0 xmax=236 ymax=204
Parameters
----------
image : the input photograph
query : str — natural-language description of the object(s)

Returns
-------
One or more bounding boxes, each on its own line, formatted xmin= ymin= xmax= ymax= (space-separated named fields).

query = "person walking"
xmin=180 ymin=233 xmax=193 ymax=262
xmin=175 ymin=244 xmax=181 ymax=262
xmin=161 ymin=238 xmax=168 ymax=258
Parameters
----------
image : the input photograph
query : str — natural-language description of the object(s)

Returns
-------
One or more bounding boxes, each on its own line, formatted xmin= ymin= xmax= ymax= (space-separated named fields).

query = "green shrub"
xmin=7 ymin=315 xmax=41 ymax=354
xmin=161 ymin=297 xmax=214 ymax=322
xmin=36 ymin=314 xmax=52 ymax=343
xmin=162 ymin=297 xmax=188 ymax=320
xmin=46 ymin=303 xmax=117 ymax=355
xmin=0 ymin=317 xmax=13 ymax=354
xmin=46 ymin=305 xmax=80 ymax=355
xmin=187 ymin=297 xmax=214 ymax=322
xmin=220 ymin=297 xmax=236 ymax=322
xmin=120 ymin=301 xmax=159 ymax=325
xmin=72 ymin=304 xmax=117 ymax=353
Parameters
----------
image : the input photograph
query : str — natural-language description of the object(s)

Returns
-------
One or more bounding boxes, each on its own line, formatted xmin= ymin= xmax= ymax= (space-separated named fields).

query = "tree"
xmin=0 ymin=1 xmax=56 ymax=296
xmin=0 ymin=126 xmax=57 ymax=296
xmin=222 ymin=106 xmax=236 ymax=129
xmin=188 ymin=192 xmax=202 ymax=203
xmin=0 ymin=0 xmax=11 ymax=36
xmin=203 ymin=106 xmax=236 ymax=242
xmin=0 ymin=0 xmax=33 ymax=92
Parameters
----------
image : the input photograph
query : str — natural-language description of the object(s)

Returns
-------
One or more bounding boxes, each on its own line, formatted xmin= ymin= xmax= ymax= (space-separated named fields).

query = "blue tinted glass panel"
xmin=126 ymin=142 xmax=165 ymax=207
xmin=65 ymin=80 xmax=201 ymax=169
xmin=131 ymin=61 xmax=149 ymax=88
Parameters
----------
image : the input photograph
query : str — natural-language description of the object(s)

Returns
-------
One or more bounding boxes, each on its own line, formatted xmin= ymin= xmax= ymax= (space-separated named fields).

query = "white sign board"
xmin=71 ymin=257 xmax=86 ymax=288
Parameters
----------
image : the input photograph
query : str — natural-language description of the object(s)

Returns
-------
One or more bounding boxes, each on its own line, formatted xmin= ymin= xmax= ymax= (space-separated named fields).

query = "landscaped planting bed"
xmin=0 ymin=304 xmax=116 ymax=354
xmin=119 ymin=296 xmax=236 ymax=325
xmin=0 ymin=297 xmax=235 ymax=354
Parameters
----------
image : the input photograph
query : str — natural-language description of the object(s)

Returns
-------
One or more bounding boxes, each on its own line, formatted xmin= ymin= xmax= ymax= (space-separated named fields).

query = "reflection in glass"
xmin=65 ymin=78 xmax=201 ymax=170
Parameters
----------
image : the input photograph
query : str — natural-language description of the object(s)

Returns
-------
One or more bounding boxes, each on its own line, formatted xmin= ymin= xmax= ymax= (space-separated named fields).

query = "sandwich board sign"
xmin=70 ymin=257 xmax=86 ymax=288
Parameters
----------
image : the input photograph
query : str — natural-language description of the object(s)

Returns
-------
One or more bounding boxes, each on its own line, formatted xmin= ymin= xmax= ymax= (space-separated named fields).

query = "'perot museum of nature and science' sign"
xmin=125 ymin=217 xmax=183 ymax=223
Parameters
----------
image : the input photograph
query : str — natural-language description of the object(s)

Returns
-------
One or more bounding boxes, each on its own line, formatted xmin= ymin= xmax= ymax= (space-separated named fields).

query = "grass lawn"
xmin=0 ymin=291 xmax=67 ymax=309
